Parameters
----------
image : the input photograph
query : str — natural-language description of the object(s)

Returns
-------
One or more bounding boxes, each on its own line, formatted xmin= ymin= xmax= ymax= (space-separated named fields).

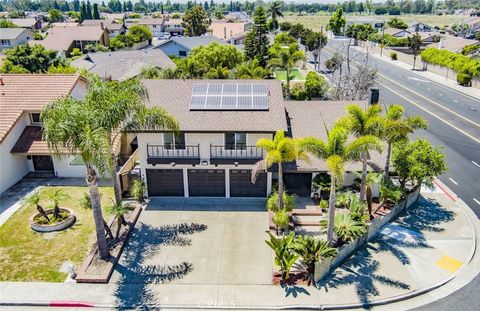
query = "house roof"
xmin=0 ymin=74 xmax=82 ymax=143
xmin=0 ymin=28 xmax=29 ymax=40
xmin=35 ymin=26 xmax=106 ymax=51
xmin=158 ymin=36 xmax=226 ymax=51
xmin=126 ymin=17 xmax=163 ymax=25
xmin=164 ymin=18 xmax=183 ymax=26
xmin=209 ymin=21 xmax=250 ymax=39
xmin=50 ymin=22 xmax=80 ymax=27
xmin=10 ymin=126 xmax=50 ymax=154
xmin=285 ymin=101 xmax=386 ymax=172
xmin=141 ymin=79 xmax=287 ymax=132
xmin=71 ymin=49 xmax=175 ymax=81
xmin=427 ymin=34 xmax=479 ymax=53
xmin=81 ymin=19 xmax=124 ymax=31
xmin=384 ymin=28 xmax=410 ymax=37
xmin=9 ymin=18 xmax=38 ymax=28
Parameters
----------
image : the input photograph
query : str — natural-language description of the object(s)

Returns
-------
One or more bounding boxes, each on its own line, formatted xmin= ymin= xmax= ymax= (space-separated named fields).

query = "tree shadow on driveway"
xmin=114 ymin=222 xmax=207 ymax=310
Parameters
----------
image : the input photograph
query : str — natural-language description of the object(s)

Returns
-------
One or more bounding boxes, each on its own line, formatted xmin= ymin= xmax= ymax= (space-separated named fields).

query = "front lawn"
xmin=0 ymin=186 xmax=114 ymax=282
xmin=275 ymin=69 xmax=305 ymax=81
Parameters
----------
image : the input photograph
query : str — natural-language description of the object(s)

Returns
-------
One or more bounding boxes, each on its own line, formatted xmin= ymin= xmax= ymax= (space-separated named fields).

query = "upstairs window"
xmin=30 ymin=113 xmax=41 ymax=124
xmin=225 ymin=132 xmax=246 ymax=150
xmin=164 ymin=132 xmax=185 ymax=150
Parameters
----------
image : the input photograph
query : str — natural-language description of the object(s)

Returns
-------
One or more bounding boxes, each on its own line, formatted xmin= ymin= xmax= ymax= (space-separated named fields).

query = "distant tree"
xmin=327 ymin=7 xmax=346 ymax=35
xmin=269 ymin=43 xmax=304 ymax=100
xmin=244 ymin=6 xmax=270 ymax=67
xmin=86 ymin=0 xmax=93 ymax=19
xmin=182 ymin=6 xmax=211 ymax=36
xmin=93 ymin=3 xmax=100 ymax=19
xmin=80 ymin=1 xmax=88 ymax=21
xmin=408 ymin=32 xmax=423 ymax=70
xmin=74 ymin=0 xmax=80 ymax=11
xmin=127 ymin=25 xmax=153 ymax=42
xmin=213 ymin=8 xmax=224 ymax=19
xmin=0 ymin=45 xmax=65 ymax=73
xmin=233 ymin=59 xmax=270 ymax=79
xmin=267 ymin=0 xmax=283 ymax=30
xmin=49 ymin=8 xmax=64 ymax=22
xmin=387 ymin=17 xmax=408 ymax=29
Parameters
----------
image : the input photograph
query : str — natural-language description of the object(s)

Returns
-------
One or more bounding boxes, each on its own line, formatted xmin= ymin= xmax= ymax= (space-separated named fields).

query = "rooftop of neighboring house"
xmin=71 ymin=49 xmax=175 ymax=81
xmin=8 ymin=18 xmax=39 ymax=28
xmin=0 ymin=28 xmax=33 ymax=40
xmin=158 ymin=36 xmax=226 ymax=50
xmin=384 ymin=28 xmax=411 ymax=36
xmin=34 ymin=26 xmax=106 ymax=52
xmin=163 ymin=18 xmax=183 ymax=26
xmin=209 ymin=20 xmax=250 ymax=39
xmin=50 ymin=21 xmax=80 ymax=27
xmin=125 ymin=17 xmax=164 ymax=25
xmin=428 ymin=34 xmax=480 ymax=53
xmin=101 ymin=12 xmax=126 ymax=20
xmin=80 ymin=19 xmax=124 ymax=31
xmin=284 ymin=100 xmax=385 ymax=172
xmin=464 ymin=16 xmax=480 ymax=29
xmin=141 ymin=79 xmax=287 ymax=133
xmin=0 ymin=74 xmax=84 ymax=143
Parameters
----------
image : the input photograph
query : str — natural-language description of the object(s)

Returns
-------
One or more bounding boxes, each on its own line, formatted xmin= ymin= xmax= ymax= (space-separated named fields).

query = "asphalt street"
xmin=316 ymin=39 xmax=480 ymax=311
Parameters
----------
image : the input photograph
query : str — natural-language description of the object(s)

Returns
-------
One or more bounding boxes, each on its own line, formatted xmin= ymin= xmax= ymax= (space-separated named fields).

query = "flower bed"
xmin=30 ymin=208 xmax=76 ymax=232
xmin=314 ymin=186 xmax=420 ymax=282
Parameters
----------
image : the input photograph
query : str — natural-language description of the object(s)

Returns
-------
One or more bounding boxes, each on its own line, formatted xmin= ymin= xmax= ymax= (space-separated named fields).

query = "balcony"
xmin=147 ymin=144 xmax=200 ymax=165
xmin=210 ymin=144 xmax=264 ymax=165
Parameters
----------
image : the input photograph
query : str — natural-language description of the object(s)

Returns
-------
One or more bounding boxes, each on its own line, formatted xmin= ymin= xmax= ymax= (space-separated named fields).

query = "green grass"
xmin=275 ymin=69 xmax=304 ymax=81
xmin=0 ymin=186 xmax=114 ymax=282
xmin=280 ymin=14 xmax=466 ymax=30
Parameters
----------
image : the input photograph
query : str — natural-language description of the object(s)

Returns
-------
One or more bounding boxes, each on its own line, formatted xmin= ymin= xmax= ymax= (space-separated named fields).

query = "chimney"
xmin=369 ymin=88 xmax=379 ymax=105
xmin=100 ymin=22 xmax=104 ymax=30
xmin=0 ymin=77 xmax=4 ymax=86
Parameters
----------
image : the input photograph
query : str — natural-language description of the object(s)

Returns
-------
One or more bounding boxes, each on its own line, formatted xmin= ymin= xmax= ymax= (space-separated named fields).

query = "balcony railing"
xmin=147 ymin=144 xmax=200 ymax=158
xmin=210 ymin=144 xmax=264 ymax=159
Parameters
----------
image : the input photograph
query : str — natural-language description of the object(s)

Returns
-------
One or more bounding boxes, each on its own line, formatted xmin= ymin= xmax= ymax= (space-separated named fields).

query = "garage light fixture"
xmin=170 ymin=161 xmax=176 ymax=167
xmin=234 ymin=161 xmax=239 ymax=167
xmin=201 ymin=160 xmax=208 ymax=166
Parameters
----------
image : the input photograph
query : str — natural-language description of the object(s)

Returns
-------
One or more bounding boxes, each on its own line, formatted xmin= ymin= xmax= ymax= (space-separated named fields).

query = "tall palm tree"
xmin=299 ymin=122 xmax=382 ymax=243
xmin=87 ymin=76 xmax=178 ymax=204
xmin=252 ymin=129 xmax=306 ymax=211
xmin=383 ymin=104 xmax=427 ymax=180
xmin=269 ymin=43 xmax=304 ymax=100
xmin=233 ymin=59 xmax=271 ymax=79
xmin=267 ymin=0 xmax=284 ymax=30
xmin=343 ymin=104 xmax=384 ymax=201
xmin=42 ymin=96 xmax=113 ymax=259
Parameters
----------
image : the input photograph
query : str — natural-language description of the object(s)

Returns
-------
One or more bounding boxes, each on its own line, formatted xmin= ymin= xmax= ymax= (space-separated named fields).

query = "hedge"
xmin=421 ymin=48 xmax=480 ymax=77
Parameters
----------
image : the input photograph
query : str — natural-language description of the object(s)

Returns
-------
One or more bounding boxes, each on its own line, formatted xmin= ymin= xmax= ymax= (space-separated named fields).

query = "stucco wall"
xmin=0 ymin=114 xmax=31 ymax=194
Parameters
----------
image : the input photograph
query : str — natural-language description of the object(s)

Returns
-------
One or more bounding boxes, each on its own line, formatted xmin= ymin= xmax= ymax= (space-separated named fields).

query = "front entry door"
xmin=32 ymin=156 xmax=54 ymax=171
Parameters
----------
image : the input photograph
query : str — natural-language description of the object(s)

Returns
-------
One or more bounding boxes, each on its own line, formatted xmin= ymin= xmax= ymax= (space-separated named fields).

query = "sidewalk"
xmin=352 ymin=44 xmax=480 ymax=100
xmin=0 ymin=184 xmax=478 ymax=310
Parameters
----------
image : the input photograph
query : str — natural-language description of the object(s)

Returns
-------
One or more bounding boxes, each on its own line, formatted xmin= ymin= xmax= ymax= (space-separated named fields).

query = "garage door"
xmin=284 ymin=173 xmax=312 ymax=197
xmin=146 ymin=169 xmax=184 ymax=196
xmin=230 ymin=170 xmax=267 ymax=197
xmin=188 ymin=169 xmax=225 ymax=197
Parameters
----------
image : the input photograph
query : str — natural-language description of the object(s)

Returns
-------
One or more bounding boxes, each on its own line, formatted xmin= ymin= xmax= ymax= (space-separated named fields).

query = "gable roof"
xmin=9 ymin=18 xmax=39 ymax=28
xmin=141 ymin=79 xmax=287 ymax=132
xmin=384 ymin=28 xmax=410 ymax=37
xmin=428 ymin=34 xmax=479 ymax=53
xmin=0 ymin=28 xmax=30 ymax=40
xmin=35 ymin=26 xmax=106 ymax=51
xmin=71 ymin=49 xmax=175 ymax=81
xmin=158 ymin=36 xmax=226 ymax=51
xmin=81 ymin=19 xmax=125 ymax=31
xmin=0 ymin=74 xmax=82 ymax=143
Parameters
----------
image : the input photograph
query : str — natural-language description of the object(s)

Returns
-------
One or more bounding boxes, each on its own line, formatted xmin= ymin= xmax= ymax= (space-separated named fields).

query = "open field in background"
xmin=280 ymin=14 xmax=469 ymax=30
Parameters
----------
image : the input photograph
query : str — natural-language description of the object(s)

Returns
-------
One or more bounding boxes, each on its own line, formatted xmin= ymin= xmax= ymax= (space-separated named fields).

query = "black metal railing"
xmin=210 ymin=144 xmax=264 ymax=159
xmin=147 ymin=144 xmax=200 ymax=158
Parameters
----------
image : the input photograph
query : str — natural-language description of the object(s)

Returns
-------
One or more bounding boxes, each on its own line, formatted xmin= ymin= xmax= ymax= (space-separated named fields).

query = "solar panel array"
xmin=190 ymin=83 xmax=269 ymax=110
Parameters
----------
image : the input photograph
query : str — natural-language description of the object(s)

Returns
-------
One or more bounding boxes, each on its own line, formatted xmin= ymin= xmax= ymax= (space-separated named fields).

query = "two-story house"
xmin=0 ymin=28 xmax=34 ymax=52
xmin=0 ymin=74 xmax=89 ymax=194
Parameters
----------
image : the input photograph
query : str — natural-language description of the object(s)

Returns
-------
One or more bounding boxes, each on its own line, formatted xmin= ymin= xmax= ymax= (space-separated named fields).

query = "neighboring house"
xmin=428 ymin=34 xmax=480 ymax=53
xmin=101 ymin=13 xmax=126 ymax=20
xmin=50 ymin=22 xmax=80 ymax=27
xmin=163 ymin=18 xmax=184 ymax=36
xmin=0 ymin=74 xmax=89 ymax=194
xmin=223 ymin=11 xmax=251 ymax=23
xmin=9 ymin=18 xmax=43 ymax=30
xmin=417 ymin=31 xmax=441 ymax=44
xmin=384 ymin=28 xmax=411 ymax=38
xmin=125 ymin=17 xmax=164 ymax=37
xmin=346 ymin=17 xmax=385 ymax=31
xmin=135 ymin=80 xmax=385 ymax=198
xmin=157 ymin=36 xmax=226 ymax=57
xmin=34 ymin=26 xmax=109 ymax=57
xmin=70 ymin=49 xmax=175 ymax=81
xmin=209 ymin=19 xmax=252 ymax=40
xmin=81 ymin=19 xmax=126 ymax=37
xmin=0 ymin=28 xmax=34 ymax=51
xmin=227 ymin=31 xmax=248 ymax=45
xmin=408 ymin=22 xmax=433 ymax=32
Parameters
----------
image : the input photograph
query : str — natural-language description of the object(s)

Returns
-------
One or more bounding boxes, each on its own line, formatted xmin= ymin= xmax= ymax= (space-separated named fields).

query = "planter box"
xmin=314 ymin=186 xmax=420 ymax=282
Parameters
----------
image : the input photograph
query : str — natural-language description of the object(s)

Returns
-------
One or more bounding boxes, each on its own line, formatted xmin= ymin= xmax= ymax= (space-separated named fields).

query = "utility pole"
xmin=318 ymin=26 xmax=324 ymax=72
xmin=380 ymin=20 xmax=385 ymax=58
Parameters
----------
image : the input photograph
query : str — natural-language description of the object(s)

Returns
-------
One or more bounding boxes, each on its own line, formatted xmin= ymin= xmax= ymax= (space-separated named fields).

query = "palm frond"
xmin=251 ymin=160 xmax=267 ymax=184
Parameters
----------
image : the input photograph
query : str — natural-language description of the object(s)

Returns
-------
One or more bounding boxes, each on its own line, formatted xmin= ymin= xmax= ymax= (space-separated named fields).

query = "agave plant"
xmin=46 ymin=188 xmax=70 ymax=219
xmin=24 ymin=191 xmax=49 ymax=222
xmin=291 ymin=235 xmax=336 ymax=286
xmin=266 ymin=232 xmax=299 ymax=282
xmin=321 ymin=213 xmax=367 ymax=244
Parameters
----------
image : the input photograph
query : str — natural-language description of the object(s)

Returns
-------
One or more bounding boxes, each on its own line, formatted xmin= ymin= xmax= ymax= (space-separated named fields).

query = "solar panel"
xmin=190 ymin=83 xmax=269 ymax=110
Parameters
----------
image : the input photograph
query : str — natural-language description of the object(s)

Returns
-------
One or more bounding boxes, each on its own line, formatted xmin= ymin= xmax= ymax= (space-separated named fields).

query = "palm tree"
xmin=253 ymin=129 xmax=306 ymax=211
xmin=269 ymin=43 xmax=304 ymax=100
xmin=42 ymin=96 xmax=112 ymax=259
xmin=365 ymin=172 xmax=383 ymax=219
xmin=267 ymin=0 xmax=284 ymax=30
xmin=24 ymin=191 xmax=49 ymax=222
xmin=108 ymin=200 xmax=129 ymax=239
xmin=383 ymin=104 xmax=427 ymax=180
xmin=233 ymin=59 xmax=271 ymax=79
xmin=299 ymin=122 xmax=382 ymax=243
xmin=176 ymin=58 xmax=200 ymax=79
xmin=46 ymin=188 xmax=70 ymax=219
xmin=344 ymin=104 xmax=384 ymax=201
xmin=87 ymin=75 xmax=178 ymax=204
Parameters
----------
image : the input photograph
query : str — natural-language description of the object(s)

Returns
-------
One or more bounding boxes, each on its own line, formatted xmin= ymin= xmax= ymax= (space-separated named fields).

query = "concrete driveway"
xmin=111 ymin=197 xmax=272 ymax=288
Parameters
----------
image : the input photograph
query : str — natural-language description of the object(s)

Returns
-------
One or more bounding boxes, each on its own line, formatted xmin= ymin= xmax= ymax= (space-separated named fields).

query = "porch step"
xmin=292 ymin=214 xmax=325 ymax=227
xmin=25 ymin=171 xmax=56 ymax=178
xmin=292 ymin=209 xmax=323 ymax=216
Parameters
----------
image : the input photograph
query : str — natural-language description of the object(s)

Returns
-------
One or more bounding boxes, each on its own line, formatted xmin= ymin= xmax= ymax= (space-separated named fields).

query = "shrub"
xmin=320 ymin=213 xmax=367 ymax=244
xmin=461 ymin=44 xmax=480 ymax=55
xmin=390 ymin=52 xmax=398 ymax=60
xmin=304 ymin=71 xmax=328 ymax=99
xmin=319 ymin=200 xmax=328 ymax=210
xmin=457 ymin=72 xmax=472 ymax=86
xmin=273 ymin=210 xmax=290 ymax=230
xmin=130 ymin=179 xmax=146 ymax=202
xmin=289 ymin=83 xmax=308 ymax=100
xmin=33 ymin=33 xmax=43 ymax=40
xmin=267 ymin=191 xmax=296 ymax=212
xmin=421 ymin=48 xmax=480 ymax=77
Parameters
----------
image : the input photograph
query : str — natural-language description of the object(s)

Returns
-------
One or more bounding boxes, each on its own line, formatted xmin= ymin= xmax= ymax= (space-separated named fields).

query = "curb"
xmin=1 ymin=183 xmax=478 ymax=310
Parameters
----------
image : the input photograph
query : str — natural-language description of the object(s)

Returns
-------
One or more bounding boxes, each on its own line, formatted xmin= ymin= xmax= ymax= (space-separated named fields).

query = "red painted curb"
xmin=50 ymin=301 xmax=95 ymax=308
xmin=434 ymin=180 xmax=457 ymax=202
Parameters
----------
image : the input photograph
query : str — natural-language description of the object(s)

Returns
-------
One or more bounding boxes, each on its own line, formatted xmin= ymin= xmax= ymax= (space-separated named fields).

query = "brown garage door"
xmin=188 ymin=169 xmax=225 ymax=197
xmin=146 ymin=169 xmax=184 ymax=196
xmin=230 ymin=170 xmax=267 ymax=197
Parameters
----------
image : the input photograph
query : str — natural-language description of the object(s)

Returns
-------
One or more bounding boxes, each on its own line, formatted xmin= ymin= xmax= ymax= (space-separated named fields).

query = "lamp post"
xmin=380 ymin=20 xmax=385 ymax=58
